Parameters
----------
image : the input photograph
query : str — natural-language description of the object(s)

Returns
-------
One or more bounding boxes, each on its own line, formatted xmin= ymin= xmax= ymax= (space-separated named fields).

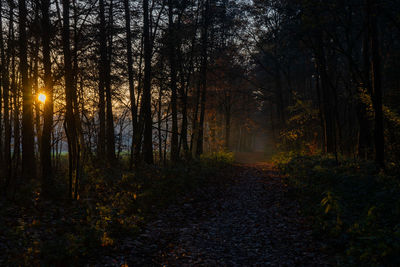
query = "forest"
xmin=0 ymin=0 xmax=399 ymax=266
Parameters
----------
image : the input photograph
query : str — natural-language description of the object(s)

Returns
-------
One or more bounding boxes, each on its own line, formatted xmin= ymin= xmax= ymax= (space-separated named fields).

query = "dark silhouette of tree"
xmin=62 ymin=0 xmax=79 ymax=199
xmin=0 ymin=0 xmax=11 ymax=183
xmin=40 ymin=0 xmax=54 ymax=195
xmin=124 ymin=0 xmax=138 ymax=170
xmin=142 ymin=0 xmax=153 ymax=164
xmin=19 ymin=0 xmax=36 ymax=180
xmin=168 ymin=0 xmax=179 ymax=162
xmin=366 ymin=0 xmax=385 ymax=168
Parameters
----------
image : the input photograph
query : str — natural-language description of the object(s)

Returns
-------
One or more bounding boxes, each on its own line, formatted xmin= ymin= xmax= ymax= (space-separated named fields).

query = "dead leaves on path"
xmin=100 ymin=164 xmax=333 ymax=266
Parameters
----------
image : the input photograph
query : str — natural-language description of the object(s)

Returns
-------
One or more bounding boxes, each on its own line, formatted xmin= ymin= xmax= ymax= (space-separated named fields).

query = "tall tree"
xmin=10 ymin=0 xmax=20 ymax=182
xmin=98 ymin=0 xmax=107 ymax=159
xmin=367 ymin=0 xmax=384 ymax=168
xmin=62 ymin=0 xmax=79 ymax=199
xmin=105 ymin=0 xmax=115 ymax=161
xmin=196 ymin=0 xmax=210 ymax=156
xmin=124 ymin=0 xmax=138 ymax=169
xmin=168 ymin=0 xmax=179 ymax=162
xmin=1 ymin=0 xmax=12 ymax=181
xmin=142 ymin=0 xmax=153 ymax=164
xmin=40 ymin=0 xmax=54 ymax=195
xmin=19 ymin=0 xmax=36 ymax=180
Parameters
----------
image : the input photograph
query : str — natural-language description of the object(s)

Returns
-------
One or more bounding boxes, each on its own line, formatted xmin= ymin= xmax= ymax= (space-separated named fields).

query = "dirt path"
xmin=100 ymin=163 xmax=332 ymax=266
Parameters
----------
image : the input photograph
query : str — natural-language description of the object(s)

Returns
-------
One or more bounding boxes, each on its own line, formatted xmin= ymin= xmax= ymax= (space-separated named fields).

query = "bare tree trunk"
xmin=225 ymin=100 xmax=231 ymax=150
xmin=179 ymin=82 xmax=189 ymax=158
xmin=1 ymin=0 xmax=12 ymax=183
xmin=315 ymin=38 xmax=336 ymax=155
xmin=124 ymin=0 xmax=138 ymax=170
xmin=71 ymin=0 xmax=85 ymax=199
xmin=98 ymin=0 xmax=108 ymax=160
xmin=96 ymin=0 xmax=106 ymax=159
xmin=188 ymin=0 xmax=202 ymax=158
xmin=178 ymin=30 xmax=195 ymax=158
xmin=40 ymin=0 xmax=54 ymax=196
xmin=142 ymin=0 xmax=153 ymax=164
xmin=168 ymin=0 xmax=179 ymax=162
xmin=105 ymin=0 xmax=115 ymax=161
xmin=367 ymin=0 xmax=384 ymax=168
xmin=62 ymin=0 xmax=79 ymax=199
xmin=133 ymin=37 xmax=144 ymax=166
xmin=164 ymin=110 xmax=169 ymax=166
xmin=157 ymin=86 xmax=163 ymax=164
xmin=0 ymin=0 xmax=4 ymax=178
xmin=33 ymin=37 xmax=41 ymax=154
xmin=19 ymin=0 xmax=36 ymax=180
xmin=191 ymin=70 xmax=201 ymax=157
xmin=10 ymin=9 xmax=21 ymax=183
xmin=314 ymin=60 xmax=326 ymax=152
xmin=196 ymin=0 xmax=209 ymax=157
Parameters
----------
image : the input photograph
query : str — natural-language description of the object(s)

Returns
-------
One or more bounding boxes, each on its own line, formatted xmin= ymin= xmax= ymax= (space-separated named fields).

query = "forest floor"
xmin=99 ymin=155 xmax=333 ymax=266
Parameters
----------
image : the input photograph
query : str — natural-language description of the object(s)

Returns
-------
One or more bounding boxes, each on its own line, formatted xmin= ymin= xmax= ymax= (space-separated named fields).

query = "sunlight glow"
xmin=38 ymin=93 xmax=46 ymax=103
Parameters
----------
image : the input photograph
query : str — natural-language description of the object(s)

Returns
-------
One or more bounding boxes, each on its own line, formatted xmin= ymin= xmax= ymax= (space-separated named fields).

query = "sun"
xmin=38 ymin=93 xmax=46 ymax=103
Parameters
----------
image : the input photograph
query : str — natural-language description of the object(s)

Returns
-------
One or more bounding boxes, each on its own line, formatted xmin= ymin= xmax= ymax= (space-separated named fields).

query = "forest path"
xmin=103 ymin=162 xmax=332 ymax=266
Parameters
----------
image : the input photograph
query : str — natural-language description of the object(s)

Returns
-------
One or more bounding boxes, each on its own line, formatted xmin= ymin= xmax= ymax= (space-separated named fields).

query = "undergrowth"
xmin=274 ymin=152 xmax=400 ymax=266
xmin=0 ymin=152 xmax=234 ymax=266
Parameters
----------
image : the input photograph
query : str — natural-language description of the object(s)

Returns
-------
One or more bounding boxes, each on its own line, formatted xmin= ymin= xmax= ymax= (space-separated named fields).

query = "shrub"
xmin=276 ymin=154 xmax=400 ymax=266
xmin=200 ymin=151 xmax=235 ymax=167
xmin=1 ymin=152 xmax=233 ymax=265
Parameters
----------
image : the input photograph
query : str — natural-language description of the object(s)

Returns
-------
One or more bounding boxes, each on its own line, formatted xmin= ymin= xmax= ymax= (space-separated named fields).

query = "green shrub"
xmin=277 ymin=154 xmax=400 ymax=266
xmin=200 ymin=151 xmax=235 ymax=167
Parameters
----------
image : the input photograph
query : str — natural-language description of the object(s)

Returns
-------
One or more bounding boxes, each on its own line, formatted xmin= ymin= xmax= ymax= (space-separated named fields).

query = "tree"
xmin=124 ymin=0 xmax=138 ymax=169
xmin=105 ymin=0 xmax=116 ymax=161
xmin=0 ymin=0 xmax=11 ymax=182
xmin=196 ymin=0 xmax=210 ymax=156
xmin=40 ymin=0 xmax=54 ymax=195
xmin=98 ymin=0 xmax=107 ymax=159
xmin=142 ymin=0 xmax=153 ymax=164
xmin=62 ymin=0 xmax=79 ymax=199
xmin=168 ymin=0 xmax=179 ymax=162
xmin=19 ymin=0 xmax=36 ymax=180
xmin=366 ymin=0 xmax=385 ymax=168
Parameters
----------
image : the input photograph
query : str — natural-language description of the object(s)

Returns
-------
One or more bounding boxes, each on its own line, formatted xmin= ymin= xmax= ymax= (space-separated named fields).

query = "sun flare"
xmin=38 ymin=93 xmax=46 ymax=103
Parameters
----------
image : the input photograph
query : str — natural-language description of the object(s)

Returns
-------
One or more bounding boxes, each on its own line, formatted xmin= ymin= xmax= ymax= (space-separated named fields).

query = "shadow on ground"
xmin=234 ymin=152 xmax=270 ymax=164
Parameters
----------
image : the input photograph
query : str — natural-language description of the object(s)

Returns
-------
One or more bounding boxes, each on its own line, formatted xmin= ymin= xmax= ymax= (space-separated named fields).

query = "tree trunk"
xmin=98 ymin=0 xmax=113 ymax=161
xmin=225 ymin=102 xmax=231 ymax=150
xmin=1 ymin=0 xmax=12 ymax=183
xmin=315 ymin=39 xmax=336 ymax=154
xmin=191 ymin=63 xmax=202 ymax=157
xmin=157 ymin=86 xmax=163 ymax=164
xmin=10 ymin=9 xmax=21 ymax=183
xmin=133 ymin=37 xmax=144 ymax=166
xmin=62 ymin=0 xmax=79 ymax=199
xmin=367 ymin=0 xmax=384 ymax=168
xmin=124 ymin=0 xmax=138 ymax=170
xmin=142 ymin=0 xmax=153 ymax=164
xmin=105 ymin=0 xmax=115 ymax=161
xmin=314 ymin=60 xmax=326 ymax=152
xmin=40 ymin=0 xmax=54 ymax=196
xmin=19 ymin=0 xmax=36 ymax=180
xmin=168 ymin=0 xmax=179 ymax=162
xmin=32 ymin=31 xmax=41 ymax=153
xmin=196 ymin=0 xmax=209 ymax=157
xmin=97 ymin=0 xmax=106 ymax=159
